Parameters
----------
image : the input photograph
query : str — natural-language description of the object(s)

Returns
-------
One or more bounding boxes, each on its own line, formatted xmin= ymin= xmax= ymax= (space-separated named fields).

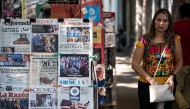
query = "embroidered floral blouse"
xmin=136 ymin=35 xmax=180 ymax=84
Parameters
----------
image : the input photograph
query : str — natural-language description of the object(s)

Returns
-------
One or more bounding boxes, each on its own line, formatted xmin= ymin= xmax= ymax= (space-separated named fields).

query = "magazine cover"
xmin=104 ymin=18 xmax=115 ymax=33
xmin=104 ymin=33 xmax=116 ymax=48
xmin=0 ymin=19 xmax=31 ymax=54
xmin=31 ymin=19 xmax=58 ymax=53
xmin=37 ymin=3 xmax=52 ymax=18
xmin=51 ymin=4 xmax=81 ymax=18
xmin=94 ymin=64 xmax=106 ymax=104
xmin=93 ymin=48 xmax=102 ymax=64
xmin=35 ymin=3 xmax=44 ymax=18
xmin=103 ymin=12 xmax=115 ymax=33
xmin=2 ymin=0 xmax=22 ymax=19
xmin=22 ymin=0 xmax=46 ymax=19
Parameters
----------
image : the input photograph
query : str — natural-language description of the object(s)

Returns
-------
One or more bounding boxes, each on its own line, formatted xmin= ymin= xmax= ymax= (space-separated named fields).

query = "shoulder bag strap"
xmin=153 ymin=45 xmax=167 ymax=79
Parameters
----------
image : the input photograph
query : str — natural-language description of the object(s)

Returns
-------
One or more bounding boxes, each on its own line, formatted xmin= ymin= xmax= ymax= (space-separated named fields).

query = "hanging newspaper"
xmin=0 ymin=53 xmax=30 ymax=92
xmin=29 ymin=53 xmax=58 ymax=109
xmin=58 ymin=19 xmax=93 ymax=54
xmin=0 ymin=19 xmax=31 ymax=54
xmin=0 ymin=85 xmax=29 ymax=109
xmin=31 ymin=19 xmax=58 ymax=53
xmin=0 ymin=53 xmax=30 ymax=108
xmin=58 ymin=86 xmax=93 ymax=109
xmin=58 ymin=53 xmax=93 ymax=109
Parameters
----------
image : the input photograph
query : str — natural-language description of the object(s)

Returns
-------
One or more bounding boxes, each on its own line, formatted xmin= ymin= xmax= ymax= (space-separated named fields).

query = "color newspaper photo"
xmin=31 ymin=34 xmax=58 ymax=53
xmin=66 ymin=27 xmax=90 ymax=43
xmin=1 ymin=47 xmax=15 ymax=53
xmin=30 ymin=94 xmax=56 ymax=107
xmin=0 ymin=54 xmax=30 ymax=67
xmin=13 ymin=33 xmax=30 ymax=44
xmin=0 ymin=98 xmax=29 ymax=109
xmin=60 ymin=54 xmax=89 ymax=77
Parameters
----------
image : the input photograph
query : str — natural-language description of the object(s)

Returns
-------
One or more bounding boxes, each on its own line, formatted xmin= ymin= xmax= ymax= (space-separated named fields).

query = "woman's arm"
xmin=131 ymin=46 xmax=154 ymax=84
xmin=172 ymin=41 xmax=183 ymax=75
xmin=165 ymin=41 xmax=183 ymax=91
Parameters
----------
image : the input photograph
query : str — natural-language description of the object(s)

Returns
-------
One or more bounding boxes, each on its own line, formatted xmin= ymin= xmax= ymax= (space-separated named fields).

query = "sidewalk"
xmin=115 ymin=51 xmax=180 ymax=109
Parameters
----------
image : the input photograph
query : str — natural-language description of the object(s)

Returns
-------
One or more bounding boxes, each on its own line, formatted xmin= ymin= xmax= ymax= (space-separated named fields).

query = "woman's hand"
xmin=148 ymin=78 xmax=161 ymax=85
xmin=152 ymin=80 xmax=161 ymax=85
xmin=165 ymin=75 xmax=174 ymax=93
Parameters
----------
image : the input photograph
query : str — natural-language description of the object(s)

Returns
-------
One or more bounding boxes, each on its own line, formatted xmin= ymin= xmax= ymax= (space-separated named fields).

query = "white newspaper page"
xmin=0 ymin=54 xmax=30 ymax=86
xmin=58 ymin=86 xmax=93 ymax=109
xmin=0 ymin=54 xmax=29 ymax=109
xmin=29 ymin=53 xmax=58 ymax=109
xmin=31 ymin=19 xmax=58 ymax=53
xmin=0 ymin=53 xmax=30 ymax=108
xmin=29 ymin=53 xmax=58 ymax=86
xmin=58 ymin=19 xmax=93 ymax=54
xmin=0 ymin=19 xmax=31 ymax=54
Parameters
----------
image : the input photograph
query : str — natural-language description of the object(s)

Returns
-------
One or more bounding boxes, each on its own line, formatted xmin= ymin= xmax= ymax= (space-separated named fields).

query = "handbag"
xmin=149 ymin=45 xmax=175 ymax=102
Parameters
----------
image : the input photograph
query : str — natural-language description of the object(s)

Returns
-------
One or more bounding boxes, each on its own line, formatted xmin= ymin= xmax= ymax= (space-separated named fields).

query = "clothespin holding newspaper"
xmin=24 ymin=54 xmax=34 ymax=62
xmin=88 ymin=55 xmax=97 ymax=59
xmin=53 ymin=53 xmax=62 ymax=56
xmin=24 ymin=53 xmax=34 ymax=56
xmin=88 ymin=84 xmax=98 ymax=87
xmin=53 ymin=84 xmax=62 ymax=87
xmin=24 ymin=88 xmax=34 ymax=92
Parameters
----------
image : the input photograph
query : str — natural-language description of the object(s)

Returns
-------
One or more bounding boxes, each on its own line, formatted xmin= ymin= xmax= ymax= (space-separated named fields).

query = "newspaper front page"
xmin=0 ymin=54 xmax=29 ymax=109
xmin=31 ymin=19 xmax=58 ymax=53
xmin=0 ymin=19 xmax=31 ymax=54
xmin=58 ymin=19 xmax=93 ymax=54
xmin=58 ymin=86 xmax=93 ymax=109
xmin=29 ymin=53 xmax=58 ymax=109
xmin=58 ymin=19 xmax=94 ymax=109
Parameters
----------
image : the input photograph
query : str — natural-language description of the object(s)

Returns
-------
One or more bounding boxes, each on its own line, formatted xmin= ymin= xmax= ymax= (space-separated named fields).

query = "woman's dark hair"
xmin=146 ymin=9 xmax=175 ymax=46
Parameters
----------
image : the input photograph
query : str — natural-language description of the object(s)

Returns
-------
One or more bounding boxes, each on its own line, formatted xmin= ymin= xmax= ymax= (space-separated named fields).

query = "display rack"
xmin=99 ymin=12 xmax=117 ymax=109
xmin=0 ymin=0 xmax=117 ymax=109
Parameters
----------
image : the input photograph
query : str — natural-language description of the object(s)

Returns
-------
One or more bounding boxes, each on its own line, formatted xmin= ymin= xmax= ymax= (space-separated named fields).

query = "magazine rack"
xmin=99 ymin=12 xmax=117 ymax=109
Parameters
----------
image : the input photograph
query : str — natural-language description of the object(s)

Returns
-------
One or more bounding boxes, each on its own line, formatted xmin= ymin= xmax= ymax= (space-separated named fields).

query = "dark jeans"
xmin=138 ymin=81 xmax=175 ymax=109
